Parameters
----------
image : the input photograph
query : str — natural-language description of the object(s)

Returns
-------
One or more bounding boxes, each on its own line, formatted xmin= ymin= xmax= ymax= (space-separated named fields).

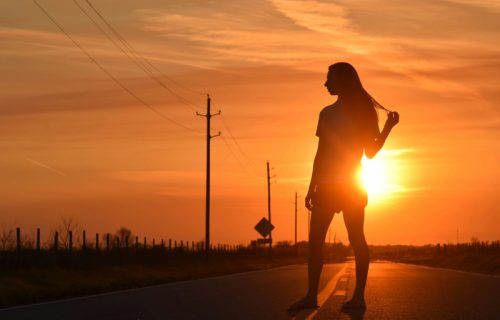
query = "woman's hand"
xmin=385 ymin=111 xmax=399 ymax=129
xmin=305 ymin=192 xmax=313 ymax=211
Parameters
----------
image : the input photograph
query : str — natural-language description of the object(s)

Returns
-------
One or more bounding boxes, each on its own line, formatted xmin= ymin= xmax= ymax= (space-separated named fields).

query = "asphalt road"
xmin=1 ymin=261 xmax=499 ymax=320
xmin=315 ymin=261 xmax=500 ymax=320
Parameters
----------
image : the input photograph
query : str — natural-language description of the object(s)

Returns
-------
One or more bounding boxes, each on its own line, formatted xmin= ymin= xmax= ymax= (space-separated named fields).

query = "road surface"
xmin=1 ymin=261 xmax=499 ymax=319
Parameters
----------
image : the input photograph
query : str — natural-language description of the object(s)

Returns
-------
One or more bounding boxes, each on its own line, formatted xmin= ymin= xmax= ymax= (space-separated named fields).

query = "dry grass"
xmin=370 ymin=244 xmax=500 ymax=275
xmin=0 ymin=256 xmax=311 ymax=308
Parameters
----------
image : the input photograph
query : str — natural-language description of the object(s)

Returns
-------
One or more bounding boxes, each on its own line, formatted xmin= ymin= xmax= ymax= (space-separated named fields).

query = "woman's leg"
xmin=343 ymin=205 xmax=369 ymax=305
xmin=288 ymin=206 xmax=333 ymax=310
xmin=306 ymin=206 xmax=334 ymax=301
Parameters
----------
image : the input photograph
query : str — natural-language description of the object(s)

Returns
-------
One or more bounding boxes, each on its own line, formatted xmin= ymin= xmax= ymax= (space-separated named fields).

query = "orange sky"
xmin=0 ymin=0 xmax=499 ymax=245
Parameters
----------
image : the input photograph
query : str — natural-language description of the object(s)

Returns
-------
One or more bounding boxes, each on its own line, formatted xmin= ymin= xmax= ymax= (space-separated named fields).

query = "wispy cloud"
xmin=25 ymin=157 xmax=67 ymax=177
xmin=137 ymin=0 xmax=500 ymax=101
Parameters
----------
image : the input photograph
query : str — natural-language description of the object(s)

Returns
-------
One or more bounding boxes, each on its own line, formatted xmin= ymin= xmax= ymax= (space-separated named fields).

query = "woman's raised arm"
xmin=365 ymin=112 xmax=399 ymax=159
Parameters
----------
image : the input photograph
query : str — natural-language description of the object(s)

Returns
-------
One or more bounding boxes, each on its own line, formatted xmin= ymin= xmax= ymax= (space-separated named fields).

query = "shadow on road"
xmin=286 ymin=307 xmax=316 ymax=319
xmin=341 ymin=308 xmax=365 ymax=320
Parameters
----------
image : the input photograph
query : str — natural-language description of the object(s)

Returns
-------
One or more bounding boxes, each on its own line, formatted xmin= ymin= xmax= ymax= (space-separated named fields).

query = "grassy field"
xmin=370 ymin=242 xmax=500 ymax=275
xmin=0 ymin=256 xmax=306 ymax=308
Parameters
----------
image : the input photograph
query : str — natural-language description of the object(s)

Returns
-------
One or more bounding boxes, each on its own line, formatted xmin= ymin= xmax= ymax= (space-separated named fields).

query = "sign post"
xmin=254 ymin=217 xmax=275 ymax=247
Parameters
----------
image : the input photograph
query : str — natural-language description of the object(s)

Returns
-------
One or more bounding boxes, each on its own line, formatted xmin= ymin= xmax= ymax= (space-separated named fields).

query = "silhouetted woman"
xmin=289 ymin=62 xmax=399 ymax=311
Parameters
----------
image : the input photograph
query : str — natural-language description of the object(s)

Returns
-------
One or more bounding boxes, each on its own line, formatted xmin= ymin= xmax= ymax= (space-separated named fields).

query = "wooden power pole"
xmin=294 ymin=191 xmax=298 ymax=255
xmin=267 ymin=161 xmax=272 ymax=252
xmin=197 ymin=95 xmax=220 ymax=258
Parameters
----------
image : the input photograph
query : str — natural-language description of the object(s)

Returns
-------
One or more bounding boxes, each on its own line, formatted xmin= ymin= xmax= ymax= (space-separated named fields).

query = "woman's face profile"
xmin=324 ymin=71 xmax=338 ymax=96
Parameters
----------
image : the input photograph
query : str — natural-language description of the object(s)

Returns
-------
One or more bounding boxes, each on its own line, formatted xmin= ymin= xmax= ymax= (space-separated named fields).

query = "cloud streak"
xmin=25 ymin=157 xmax=67 ymax=177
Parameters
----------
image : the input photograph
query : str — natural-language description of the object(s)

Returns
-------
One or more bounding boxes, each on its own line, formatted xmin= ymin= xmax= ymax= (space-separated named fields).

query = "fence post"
xmin=82 ymin=230 xmax=86 ymax=250
xmin=36 ymin=228 xmax=41 ymax=251
xmin=96 ymin=233 xmax=99 ymax=251
xmin=135 ymin=236 xmax=139 ymax=252
xmin=16 ymin=227 xmax=21 ymax=251
xmin=169 ymin=239 xmax=172 ymax=251
xmin=68 ymin=230 xmax=73 ymax=253
xmin=54 ymin=231 xmax=59 ymax=251
xmin=106 ymin=233 xmax=110 ymax=251
xmin=192 ymin=241 xmax=195 ymax=253
xmin=152 ymin=238 xmax=155 ymax=248
xmin=116 ymin=236 xmax=119 ymax=250
xmin=174 ymin=240 xmax=177 ymax=249
xmin=144 ymin=237 xmax=147 ymax=250
xmin=125 ymin=235 xmax=129 ymax=252
xmin=161 ymin=239 xmax=164 ymax=249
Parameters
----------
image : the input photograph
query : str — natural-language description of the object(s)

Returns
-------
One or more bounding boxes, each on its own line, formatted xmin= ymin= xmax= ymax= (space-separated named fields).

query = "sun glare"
xmin=359 ymin=151 xmax=406 ymax=202
xmin=361 ymin=156 xmax=388 ymax=198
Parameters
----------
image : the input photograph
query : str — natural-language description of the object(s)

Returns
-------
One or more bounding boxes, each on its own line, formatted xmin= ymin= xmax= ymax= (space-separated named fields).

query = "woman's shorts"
xmin=312 ymin=181 xmax=368 ymax=214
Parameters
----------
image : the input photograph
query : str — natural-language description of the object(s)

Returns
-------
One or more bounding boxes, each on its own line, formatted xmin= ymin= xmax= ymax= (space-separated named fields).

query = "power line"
xmin=71 ymin=1 xmax=152 ymax=82
xmin=217 ymin=112 xmax=263 ymax=175
xmin=83 ymin=0 xmax=205 ymax=108
xmin=219 ymin=135 xmax=253 ymax=177
xmin=32 ymin=0 xmax=200 ymax=134
xmin=212 ymin=123 xmax=264 ymax=180
xmin=220 ymin=114 xmax=252 ymax=161
xmin=77 ymin=1 xmax=272 ymax=184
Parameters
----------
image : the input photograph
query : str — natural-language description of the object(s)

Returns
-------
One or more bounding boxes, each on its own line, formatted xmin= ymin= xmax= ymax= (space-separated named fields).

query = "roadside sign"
xmin=254 ymin=217 xmax=275 ymax=238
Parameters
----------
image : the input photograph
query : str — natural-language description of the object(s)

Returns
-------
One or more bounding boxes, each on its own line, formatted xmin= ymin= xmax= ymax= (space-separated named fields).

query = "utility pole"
xmin=294 ymin=191 xmax=298 ymax=255
xmin=267 ymin=161 xmax=273 ymax=253
xmin=197 ymin=94 xmax=220 ymax=259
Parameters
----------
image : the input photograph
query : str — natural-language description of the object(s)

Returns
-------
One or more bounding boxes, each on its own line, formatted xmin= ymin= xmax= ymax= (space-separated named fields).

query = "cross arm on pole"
xmin=210 ymin=131 xmax=222 ymax=140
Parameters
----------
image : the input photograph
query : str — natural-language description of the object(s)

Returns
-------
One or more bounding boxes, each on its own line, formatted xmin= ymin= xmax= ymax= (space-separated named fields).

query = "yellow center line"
xmin=291 ymin=261 xmax=349 ymax=320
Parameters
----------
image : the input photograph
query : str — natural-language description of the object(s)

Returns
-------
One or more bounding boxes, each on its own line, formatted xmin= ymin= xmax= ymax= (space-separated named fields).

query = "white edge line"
xmin=290 ymin=261 xmax=349 ymax=320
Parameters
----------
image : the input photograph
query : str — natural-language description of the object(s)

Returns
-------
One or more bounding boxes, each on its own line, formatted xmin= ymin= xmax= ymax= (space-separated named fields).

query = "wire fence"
xmin=0 ymin=226 xmax=350 ymax=270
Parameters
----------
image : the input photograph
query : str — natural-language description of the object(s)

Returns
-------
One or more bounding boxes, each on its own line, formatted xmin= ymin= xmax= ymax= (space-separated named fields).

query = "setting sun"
xmin=361 ymin=156 xmax=388 ymax=199
xmin=360 ymin=149 xmax=408 ymax=202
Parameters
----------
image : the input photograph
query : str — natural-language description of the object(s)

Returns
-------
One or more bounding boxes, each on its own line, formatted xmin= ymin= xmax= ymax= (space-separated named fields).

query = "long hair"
xmin=328 ymin=62 xmax=390 ymax=129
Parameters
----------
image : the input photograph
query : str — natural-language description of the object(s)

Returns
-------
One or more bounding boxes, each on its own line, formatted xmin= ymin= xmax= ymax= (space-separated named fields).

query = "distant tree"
xmin=470 ymin=237 xmax=480 ymax=245
xmin=56 ymin=216 xmax=81 ymax=249
xmin=115 ymin=227 xmax=134 ymax=247
xmin=0 ymin=225 xmax=15 ymax=250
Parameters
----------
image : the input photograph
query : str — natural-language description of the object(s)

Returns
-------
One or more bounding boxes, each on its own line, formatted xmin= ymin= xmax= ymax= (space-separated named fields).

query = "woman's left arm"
xmin=365 ymin=111 xmax=399 ymax=159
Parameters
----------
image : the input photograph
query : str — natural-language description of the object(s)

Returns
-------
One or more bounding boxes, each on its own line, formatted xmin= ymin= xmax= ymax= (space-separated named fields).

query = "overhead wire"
xmin=83 ymin=0 xmax=205 ymax=106
xmin=219 ymin=135 xmax=252 ymax=177
xmin=75 ymin=0 xmax=266 ymax=170
xmin=32 ymin=0 xmax=201 ymax=134
xmin=220 ymin=114 xmax=255 ymax=164
xmin=34 ymin=0 xmax=268 ymax=195
xmin=216 ymin=108 xmax=263 ymax=174
xmin=210 ymin=109 xmax=264 ymax=180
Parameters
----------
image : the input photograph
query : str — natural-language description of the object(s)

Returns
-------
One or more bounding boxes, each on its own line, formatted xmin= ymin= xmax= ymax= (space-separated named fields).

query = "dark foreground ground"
xmin=1 ymin=261 xmax=499 ymax=320
xmin=0 ymin=255 xmax=313 ymax=308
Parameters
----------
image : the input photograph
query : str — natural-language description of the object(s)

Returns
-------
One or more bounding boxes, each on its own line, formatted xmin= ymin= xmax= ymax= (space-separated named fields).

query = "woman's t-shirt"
xmin=315 ymin=101 xmax=379 ymax=185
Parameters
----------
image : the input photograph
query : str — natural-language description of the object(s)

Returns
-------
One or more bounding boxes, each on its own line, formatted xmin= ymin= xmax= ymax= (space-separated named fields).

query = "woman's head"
xmin=324 ymin=62 xmax=364 ymax=97
xmin=325 ymin=62 xmax=391 ymax=126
